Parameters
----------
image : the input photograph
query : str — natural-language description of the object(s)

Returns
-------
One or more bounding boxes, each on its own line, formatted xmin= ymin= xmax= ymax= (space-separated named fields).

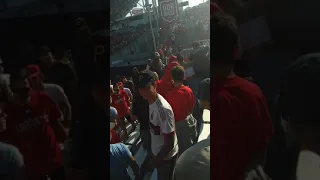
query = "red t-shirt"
xmin=3 ymin=91 xmax=63 ymax=179
xmin=158 ymin=61 xmax=179 ymax=97
xmin=111 ymin=90 xmax=130 ymax=118
xmin=110 ymin=129 xmax=121 ymax=144
xmin=166 ymin=86 xmax=195 ymax=121
xmin=211 ymin=76 xmax=273 ymax=180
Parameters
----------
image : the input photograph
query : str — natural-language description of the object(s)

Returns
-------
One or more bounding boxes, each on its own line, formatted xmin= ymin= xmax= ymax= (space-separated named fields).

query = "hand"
xmin=245 ymin=165 xmax=271 ymax=180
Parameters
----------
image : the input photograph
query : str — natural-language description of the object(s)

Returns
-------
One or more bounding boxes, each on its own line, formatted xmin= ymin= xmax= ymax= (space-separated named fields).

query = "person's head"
xmin=91 ymin=72 xmax=109 ymax=108
xmin=211 ymin=13 xmax=239 ymax=81
xmin=192 ymin=41 xmax=200 ymax=50
xmin=38 ymin=45 xmax=54 ymax=68
xmin=137 ymin=71 xmax=158 ymax=101
xmin=113 ymin=84 xmax=120 ymax=95
xmin=168 ymin=55 xmax=177 ymax=62
xmin=148 ymin=59 xmax=152 ymax=64
xmin=25 ymin=64 xmax=44 ymax=90
xmin=198 ymin=78 xmax=210 ymax=110
xmin=171 ymin=65 xmax=185 ymax=85
xmin=121 ymin=76 xmax=127 ymax=83
xmin=117 ymin=82 xmax=124 ymax=90
xmin=281 ymin=53 xmax=320 ymax=150
xmin=155 ymin=52 xmax=160 ymax=60
xmin=10 ymin=68 xmax=30 ymax=101
xmin=133 ymin=67 xmax=139 ymax=75
xmin=175 ymin=139 xmax=210 ymax=180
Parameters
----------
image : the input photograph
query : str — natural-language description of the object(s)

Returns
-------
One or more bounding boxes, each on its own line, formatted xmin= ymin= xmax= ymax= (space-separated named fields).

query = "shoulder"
xmin=153 ymin=95 xmax=173 ymax=113
xmin=223 ymin=76 xmax=265 ymax=103
xmin=44 ymin=83 xmax=64 ymax=92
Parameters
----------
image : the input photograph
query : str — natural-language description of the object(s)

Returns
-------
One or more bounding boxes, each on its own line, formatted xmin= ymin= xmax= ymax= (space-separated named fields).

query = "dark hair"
xmin=171 ymin=65 xmax=185 ymax=82
xmin=211 ymin=14 xmax=239 ymax=64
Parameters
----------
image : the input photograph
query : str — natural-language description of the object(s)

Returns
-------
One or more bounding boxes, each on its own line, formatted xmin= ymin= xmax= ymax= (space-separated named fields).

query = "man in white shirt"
xmin=137 ymin=70 xmax=179 ymax=180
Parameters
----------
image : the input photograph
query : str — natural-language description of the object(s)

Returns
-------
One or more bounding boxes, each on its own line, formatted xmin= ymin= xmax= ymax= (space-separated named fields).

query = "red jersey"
xmin=3 ymin=91 xmax=63 ymax=179
xmin=111 ymin=90 xmax=130 ymax=118
xmin=166 ymin=86 xmax=195 ymax=121
xmin=211 ymin=76 xmax=273 ymax=180
xmin=110 ymin=129 xmax=121 ymax=144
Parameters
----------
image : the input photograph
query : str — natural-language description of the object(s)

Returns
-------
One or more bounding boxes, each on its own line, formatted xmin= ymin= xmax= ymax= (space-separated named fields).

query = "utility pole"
xmin=145 ymin=0 xmax=157 ymax=52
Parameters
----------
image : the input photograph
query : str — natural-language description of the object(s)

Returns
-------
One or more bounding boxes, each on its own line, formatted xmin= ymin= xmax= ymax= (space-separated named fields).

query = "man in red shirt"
xmin=158 ymin=56 xmax=179 ymax=98
xmin=166 ymin=65 xmax=197 ymax=154
xmin=111 ymin=84 xmax=134 ymax=139
xmin=2 ymin=69 xmax=68 ymax=180
xmin=211 ymin=13 xmax=273 ymax=180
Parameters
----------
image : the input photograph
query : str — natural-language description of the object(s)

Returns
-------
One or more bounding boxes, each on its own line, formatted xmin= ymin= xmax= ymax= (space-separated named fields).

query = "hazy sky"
xmin=126 ymin=0 xmax=204 ymax=17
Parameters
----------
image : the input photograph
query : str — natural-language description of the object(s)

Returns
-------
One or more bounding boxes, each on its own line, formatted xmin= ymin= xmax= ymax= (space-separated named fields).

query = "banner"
xmin=158 ymin=0 xmax=179 ymax=35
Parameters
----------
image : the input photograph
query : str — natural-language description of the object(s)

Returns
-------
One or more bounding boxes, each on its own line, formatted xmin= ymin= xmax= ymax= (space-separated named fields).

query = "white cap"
xmin=175 ymin=139 xmax=210 ymax=180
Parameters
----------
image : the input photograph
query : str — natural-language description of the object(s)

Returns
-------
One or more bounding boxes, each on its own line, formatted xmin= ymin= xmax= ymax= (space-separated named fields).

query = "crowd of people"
xmin=110 ymin=27 xmax=146 ymax=54
xmin=1 ymin=1 xmax=319 ymax=180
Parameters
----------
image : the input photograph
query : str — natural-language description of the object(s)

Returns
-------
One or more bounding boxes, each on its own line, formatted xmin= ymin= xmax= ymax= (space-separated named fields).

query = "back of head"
xmin=210 ymin=13 xmax=239 ymax=65
xmin=282 ymin=53 xmax=320 ymax=128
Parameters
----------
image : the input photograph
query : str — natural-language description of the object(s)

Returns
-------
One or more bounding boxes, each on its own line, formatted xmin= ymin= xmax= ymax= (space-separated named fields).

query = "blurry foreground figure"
xmin=175 ymin=139 xmax=210 ymax=180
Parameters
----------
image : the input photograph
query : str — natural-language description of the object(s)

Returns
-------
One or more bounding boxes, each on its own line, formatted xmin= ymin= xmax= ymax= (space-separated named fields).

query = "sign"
xmin=158 ymin=0 xmax=178 ymax=36
xmin=159 ymin=0 xmax=178 ymax=22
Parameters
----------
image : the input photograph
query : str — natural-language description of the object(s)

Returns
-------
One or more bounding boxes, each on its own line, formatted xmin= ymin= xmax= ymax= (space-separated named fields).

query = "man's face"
xmin=113 ymin=86 xmax=120 ymax=94
xmin=139 ymin=84 xmax=156 ymax=100
xmin=28 ymin=75 xmax=42 ymax=90
xmin=122 ymin=78 xmax=127 ymax=83
xmin=39 ymin=52 xmax=54 ymax=67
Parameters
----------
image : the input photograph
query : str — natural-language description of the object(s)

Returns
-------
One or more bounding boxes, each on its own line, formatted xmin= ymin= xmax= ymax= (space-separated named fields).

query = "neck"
xmin=173 ymin=82 xmax=183 ymax=88
xmin=147 ymin=93 xmax=158 ymax=104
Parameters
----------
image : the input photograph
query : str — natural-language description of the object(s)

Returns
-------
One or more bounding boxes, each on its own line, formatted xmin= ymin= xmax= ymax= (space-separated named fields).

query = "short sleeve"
xmin=159 ymin=108 xmax=175 ymax=135
xmin=117 ymin=144 xmax=132 ymax=163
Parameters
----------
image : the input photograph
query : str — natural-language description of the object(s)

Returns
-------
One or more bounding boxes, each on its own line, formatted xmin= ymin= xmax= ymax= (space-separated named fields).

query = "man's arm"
xmin=43 ymin=94 xmax=68 ymax=142
xmin=154 ymin=108 xmax=176 ymax=162
xmin=54 ymin=85 xmax=72 ymax=127
xmin=118 ymin=144 xmax=140 ymax=176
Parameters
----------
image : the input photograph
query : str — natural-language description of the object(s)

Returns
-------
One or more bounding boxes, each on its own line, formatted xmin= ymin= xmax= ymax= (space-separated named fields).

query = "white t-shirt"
xmin=44 ymin=83 xmax=69 ymax=106
xmin=296 ymin=150 xmax=320 ymax=180
xmin=123 ymin=88 xmax=132 ymax=99
xmin=149 ymin=94 xmax=179 ymax=159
